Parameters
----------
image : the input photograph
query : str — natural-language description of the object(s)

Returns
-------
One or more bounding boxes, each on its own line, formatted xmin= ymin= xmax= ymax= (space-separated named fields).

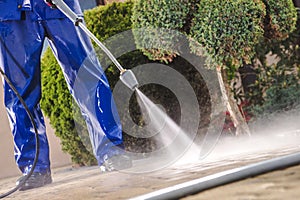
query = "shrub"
xmin=84 ymin=1 xmax=133 ymax=41
xmin=131 ymin=0 xmax=199 ymax=62
xmin=262 ymin=0 xmax=297 ymax=40
xmin=252 ymin=82 xmax=300 ymax=115
xmin=190 ymin=0 xmax=266 ymax=69
xmin=132 ymin=0 xmax=297 ymax=71
xmin=131 ymin=0 xmax=299 ymax=135
xmin=248 ymin=13 xmax=300 ymax=116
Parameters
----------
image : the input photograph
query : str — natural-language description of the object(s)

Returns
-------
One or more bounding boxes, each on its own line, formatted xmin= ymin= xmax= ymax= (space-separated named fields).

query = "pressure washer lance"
xmin=119 ymin=69 xmax=139 ymax=91
xmin=49 ymin=0 xmax=139 ymax=91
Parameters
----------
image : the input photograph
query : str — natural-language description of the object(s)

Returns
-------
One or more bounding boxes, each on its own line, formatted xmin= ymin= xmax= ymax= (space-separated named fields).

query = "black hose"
xmin=131 ymin=152 xmax=300 ymax=200
xmin=0 ymin=67 xmax=40 ymax=198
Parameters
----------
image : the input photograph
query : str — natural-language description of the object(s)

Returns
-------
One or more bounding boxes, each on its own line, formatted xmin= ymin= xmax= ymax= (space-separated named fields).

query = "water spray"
xmin=50 ymin=0 xmax=139 ymax=91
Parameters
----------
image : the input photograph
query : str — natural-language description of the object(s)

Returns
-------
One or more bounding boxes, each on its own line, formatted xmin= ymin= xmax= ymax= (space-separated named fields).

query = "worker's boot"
xmin=16 ymin=171 xmax=52 ymax=191
xmin=100 ymin=154 xmax=132 ymax=172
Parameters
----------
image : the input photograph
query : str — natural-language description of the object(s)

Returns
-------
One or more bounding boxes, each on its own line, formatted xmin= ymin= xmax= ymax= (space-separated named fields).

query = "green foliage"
xmin=84 ymin=1 xmax=135 ymax=73
xmin=247 ymin=11 xmax=300 ymax=117
xmin=132 ymin=0 xmax=191 ymax=30
xmin=84 ymin=1 xmax=133 ymax=41
xmin=40 ymin=1 xmax=135 ymax=165
xmin=262 ymin=0 xmax=297 ymax=40
xmin=251 ymin=80 xmax=300 ymax=116
xmin=132 ymin=0 xmax=297 ymax=71
xmin=131 ymin=0 xmax=299 ymax=124
xmin=191 ymin=0 xmax=266 ymax=69
xmin=131 ymin=0 xmax=199 ymax=62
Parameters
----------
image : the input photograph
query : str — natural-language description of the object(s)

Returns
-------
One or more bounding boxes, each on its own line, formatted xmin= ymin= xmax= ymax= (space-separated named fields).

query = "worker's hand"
xmin=44 ymin=0 xmax=57 ymax=9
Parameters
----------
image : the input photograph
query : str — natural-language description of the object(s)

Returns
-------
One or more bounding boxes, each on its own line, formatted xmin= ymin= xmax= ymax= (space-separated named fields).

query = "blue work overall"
xmin=0 ymin=0 xmax=123 ymax=174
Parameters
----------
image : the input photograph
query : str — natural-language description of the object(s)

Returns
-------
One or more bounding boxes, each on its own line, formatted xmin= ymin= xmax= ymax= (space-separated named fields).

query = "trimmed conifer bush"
xmin=262 ymin=0 xmax=297 ymax=40
xmin=190 ymin=0 xmax=266 ymax=69
xmin=248 ymin=7 xmax=300 ymax=116
xmin=131 ymin=0 xmax=199 ymax=62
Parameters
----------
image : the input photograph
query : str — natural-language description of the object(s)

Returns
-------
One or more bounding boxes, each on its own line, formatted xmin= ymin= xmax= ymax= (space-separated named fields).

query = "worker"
xmin=0 ymin=0 xmax=131 ymax=191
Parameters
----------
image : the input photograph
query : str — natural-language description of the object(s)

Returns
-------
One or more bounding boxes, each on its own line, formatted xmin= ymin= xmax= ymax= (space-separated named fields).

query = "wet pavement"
xmin=1 ymin=132 xmax=300 ymax=200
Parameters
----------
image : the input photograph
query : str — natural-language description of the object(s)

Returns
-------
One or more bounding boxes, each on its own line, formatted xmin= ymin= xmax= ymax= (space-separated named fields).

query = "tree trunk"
xmin=216 ymin=66 xmax=251 ymax=136
xmin=96 ymin=0 xmax=105 ymax=5
xmin=293 ymin=0 xmax=300 ymax=8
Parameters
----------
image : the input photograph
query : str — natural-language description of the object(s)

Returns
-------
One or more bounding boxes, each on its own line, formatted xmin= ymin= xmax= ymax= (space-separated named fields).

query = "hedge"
xmin=191 ymin=0 xmax=266 ymax=69
xmin=262 ymin=0 xmax=297 ymax=40
xmin=132 ymin=0 xmax=297 ymax=70
xmin=131 ymin=0 xmax=298 ymax=136
xmin=131 ymin=0 xmax=199 ymax=62
xmin=248 ymin=9 xmax=300 ymax=117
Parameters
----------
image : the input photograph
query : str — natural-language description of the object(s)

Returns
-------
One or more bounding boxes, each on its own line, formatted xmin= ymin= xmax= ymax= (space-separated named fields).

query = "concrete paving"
xmin=184 ymin=164 xmax=300 ymax=200
xmin=1 ymin=133 xmax=299 ymax=200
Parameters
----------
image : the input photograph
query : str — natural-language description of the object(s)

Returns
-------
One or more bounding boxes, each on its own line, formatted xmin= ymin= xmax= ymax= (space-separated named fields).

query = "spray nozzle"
xmin=120 ymin=69 xmax=139 ymax=91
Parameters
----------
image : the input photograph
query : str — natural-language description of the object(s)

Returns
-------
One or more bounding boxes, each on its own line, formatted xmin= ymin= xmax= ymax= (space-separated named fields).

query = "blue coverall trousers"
xmin=0 ymin=10 xmax=123 ymax=174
